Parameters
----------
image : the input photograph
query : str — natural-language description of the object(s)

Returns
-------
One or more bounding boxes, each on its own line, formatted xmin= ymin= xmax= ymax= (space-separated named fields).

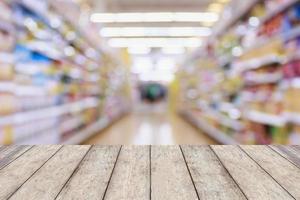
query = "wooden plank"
xmin=270 ymin=145 xmax=300 ymax=168
xmin=0 ymin=145 xmax=61 ymax=199
xmin=0 ymin=146 xmax=10 ymax=154
xmin=56 ymin=146 xmax=121 ymax=200
xmin=9 ymin=145 xmax=91 ymax=200
xmin=151 ymin=146 xmax=198 ymax=200
xmin=0 ymin=145 xmax=6 ymax=152
xmin=0 ymin=146 xmax=32 ymax=170
xmin=181 ymin=146 xmax=246 ymax=200
xmin=212 ymin=146 xmax=294 ymax=200
xmin=241 ymin=145 xmax=300 ymax=199
xmin=293 ymin=145 xmax=300 ymax=150
xmin=104 ymin=146 xmax=150 ymax=200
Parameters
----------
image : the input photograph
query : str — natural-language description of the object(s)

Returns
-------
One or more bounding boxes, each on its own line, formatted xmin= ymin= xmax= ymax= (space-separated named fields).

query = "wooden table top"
xmin=0 ymin=145 xmax=299 ymax=200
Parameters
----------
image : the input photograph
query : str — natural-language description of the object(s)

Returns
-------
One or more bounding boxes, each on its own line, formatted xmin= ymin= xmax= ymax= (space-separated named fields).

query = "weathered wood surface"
xmin=9 ymin=146 xmax=91 ymax=200
xmin=181 ymin=146 xmax=246 ymax=200
xmin=0 ymin=145 xmax=299 ymax=200
xmin=270 ymin=145 xmax=300 ymax=168
xmin=0 ymin=146 xmax=32 ymax=170
xmin=151 ymin=146 xmax=198 ymax=200
xmin=104 ymin=146 xmax=150 ymax=200
xmin=56 ymin=146 xmax=120 ymax=200
xmin=0 ymin=145 xmax=61 ymax=199
xmin=241 ymin=145 xmax=300 ymax=199
xmin=211 ymin=145 xmax=295 ymax=200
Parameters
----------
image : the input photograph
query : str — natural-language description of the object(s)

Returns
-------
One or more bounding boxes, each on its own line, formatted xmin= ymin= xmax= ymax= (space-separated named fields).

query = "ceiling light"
xmin=218 ymin=0 xmax=230 ymax=3
xmin=127 ymin=47 xmax=151 ymax=55
xmin=108 ymin=38 xmax=202 ymax=48
xmin=162 ymin=47 xmax=186 ymax=55
xmin=100 ymin=27 xmax=212 ymax=38
xmin=90 ymin=12 xmax=219 ymax=23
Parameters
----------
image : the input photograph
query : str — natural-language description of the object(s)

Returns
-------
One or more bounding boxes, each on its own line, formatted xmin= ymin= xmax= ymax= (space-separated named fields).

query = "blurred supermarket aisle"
xmin=2 ymin=0 xmax=300 ymax=145
xmin=84 ymin=112 xmax=216 ymax=145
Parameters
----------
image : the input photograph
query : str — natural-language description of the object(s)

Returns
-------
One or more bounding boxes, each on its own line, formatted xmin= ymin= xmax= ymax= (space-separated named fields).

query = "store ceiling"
xmin=90 ymin=0 xmax=226 ymax=27
xmin=88 ymin=0 xmax=229 ymax=49
xmin=96 ymin=0 xmax=214 ymax=12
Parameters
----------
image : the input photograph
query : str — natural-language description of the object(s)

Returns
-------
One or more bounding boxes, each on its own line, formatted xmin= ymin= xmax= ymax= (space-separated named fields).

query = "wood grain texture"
xmin=104 ymin=146 xmax=150 ymax=200
xmin=0 ymin=145 xmax=61 ymax=199
xmin=270 ymin=145 xmax=300 ymax=168
xmin=0 ymin=145 xmax=299 ymax=199
xmin=151 ymin=146 xmax=198 ymax=200
xmin=9 ymin=145 xmax=91 ymax=200
xmin=0 ymin=145 xmax=6 ymax=152
xmin=56 ymin=146 xmax=121 ymax=200
xmin=241 ymin=145 xmax=300 ymax=199
xmin=0 ymin=146 xmax=32 ymax=170
xmin=181 ymin=145 xmax=246 ymax=200
xmin=212 ymin=145 xmax=294 ymax=200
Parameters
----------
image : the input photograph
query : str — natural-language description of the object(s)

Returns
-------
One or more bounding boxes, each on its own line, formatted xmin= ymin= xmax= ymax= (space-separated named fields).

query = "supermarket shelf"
xmin=260 ymin=0 xmax=298 ymax=24
xmin=196 ymin=101 xmax=244 ymax=131
xmin=285 ymin=112 xmax=300 ymax=126
xmin=180 ymin=110 xmax=239 ymax=145
xmin=17 ymin=1 xmax=101 ymax=61
xmin=202 ymin=108 xmax=244 ymax=131
xmin=214 ymin=0 xmax=260 ymax=37
xmin=244 ymin=72 xmax=282 ymax=85
xmin=233 ymin=54 xmax=282 ymax=72
xmin=244 ymin=26 xmax=300 ymax=56
xmin=62 ymin=111 xmax=127 ymax=144
xmin=282 ymin=78 xmax=300 ymax=88
xmin=213 ymin=115 xmax=244 ymax=131
xmin=13 ymin=2 xmax=102 ymax=69
xmin=0 ymin=97 xmax=99 ymax=126
xmin=62 ymin=117 xmax=110 ymax=145
xmin=25 ymin=42 xmax=64 ymax=61
xmin=244 ymin=110 xmax=286 ymax=127
xmin=241 ymin=110 xmax=300 ymax=126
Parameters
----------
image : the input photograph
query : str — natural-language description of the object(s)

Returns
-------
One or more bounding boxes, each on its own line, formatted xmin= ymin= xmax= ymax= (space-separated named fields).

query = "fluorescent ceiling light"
xmin=100 ymin=27 xmax=211 ymax=37
xmin=127 ymin=47 xmax=151 ymax=55
xmin=90 ymin=12 xmax=219 ymax=23
xmin=162 ymin=47 xmax=186 ymax=55
xmin=218 ymin=0 xmax=230 ymax=3
xmin=108 ymin=38 xmax=202 ymax=48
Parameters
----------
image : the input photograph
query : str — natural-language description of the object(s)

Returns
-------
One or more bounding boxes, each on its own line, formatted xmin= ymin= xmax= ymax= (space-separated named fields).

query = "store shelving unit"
xmin=180 ymin=1 xmax=300 ymax=144
xmin=0 ymin=97 xmax=98 ymax=126
xmin=62 ymin=109 xmax=128 ymax=145
xmin=180 ymin=110 xmax=239 ymax=145
xmin=260 ymin=0 xmax=298 ymax=24
xmin=214 ymin=0 xmax=260 ymax=37
xmin=0 ymin=0 xmax=130 ymax=145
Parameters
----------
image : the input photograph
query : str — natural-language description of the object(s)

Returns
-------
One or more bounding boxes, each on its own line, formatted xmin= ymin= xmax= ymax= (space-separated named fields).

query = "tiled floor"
xmin=84 ymin=112 xmax=216 ymax=145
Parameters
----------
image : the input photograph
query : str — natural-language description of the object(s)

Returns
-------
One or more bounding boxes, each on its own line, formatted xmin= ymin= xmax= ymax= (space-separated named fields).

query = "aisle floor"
xmin=84 ymin=112 xmax=217 ymax=145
